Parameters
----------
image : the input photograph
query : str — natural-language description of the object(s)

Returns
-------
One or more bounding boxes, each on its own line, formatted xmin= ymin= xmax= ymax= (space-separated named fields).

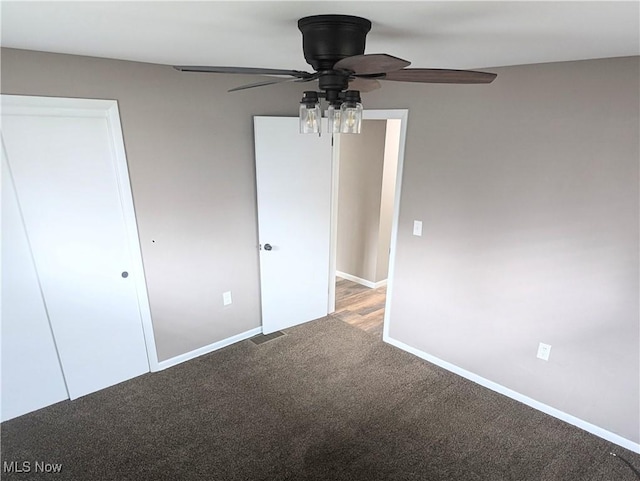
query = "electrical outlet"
xmin=537 ymin=342 xmax=551 ymax=361
xmin=223 ymin=291 xmax=232 ymax=306
xmin=413 ymin=220 xmax=423 ymax=236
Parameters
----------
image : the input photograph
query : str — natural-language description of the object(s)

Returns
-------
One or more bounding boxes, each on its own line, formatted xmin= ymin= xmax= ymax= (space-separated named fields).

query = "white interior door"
xmin=254 ymin=117 xmax=332 ymax=334
xmin=1 ymin=95 xmax=151 ymax=400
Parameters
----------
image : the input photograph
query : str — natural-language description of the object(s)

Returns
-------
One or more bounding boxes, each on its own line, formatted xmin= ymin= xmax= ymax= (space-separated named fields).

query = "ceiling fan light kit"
xmin=174 ymin=14 xmax=497 ymax=135
xmin=338 ymin=90 xmax=363 ymax=134
xmin=299 ymin=91 xmax=322 ymax=134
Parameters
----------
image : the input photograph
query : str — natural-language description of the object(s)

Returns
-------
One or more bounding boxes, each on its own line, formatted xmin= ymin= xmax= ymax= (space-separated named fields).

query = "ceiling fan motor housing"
xmin=298 ymin=15 xmax=372 ymax=71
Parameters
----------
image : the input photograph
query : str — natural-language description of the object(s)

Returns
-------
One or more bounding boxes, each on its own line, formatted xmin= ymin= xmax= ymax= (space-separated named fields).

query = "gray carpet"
xmin=1 ymin=317 xmax=639 ymax=480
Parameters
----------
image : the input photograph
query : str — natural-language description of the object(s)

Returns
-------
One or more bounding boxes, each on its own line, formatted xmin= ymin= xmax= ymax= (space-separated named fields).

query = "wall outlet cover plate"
xmin=537 ymin=342 xmax=552 ymax=361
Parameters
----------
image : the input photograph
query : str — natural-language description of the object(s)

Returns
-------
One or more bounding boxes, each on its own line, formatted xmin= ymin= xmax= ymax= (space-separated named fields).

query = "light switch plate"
xmin=413 ymin=220 xmax=423 ymax=236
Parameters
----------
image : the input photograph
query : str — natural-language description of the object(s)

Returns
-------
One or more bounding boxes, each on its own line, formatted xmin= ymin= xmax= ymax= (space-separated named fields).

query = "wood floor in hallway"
xmin=332 ymin=277 xmax=386 ymax=338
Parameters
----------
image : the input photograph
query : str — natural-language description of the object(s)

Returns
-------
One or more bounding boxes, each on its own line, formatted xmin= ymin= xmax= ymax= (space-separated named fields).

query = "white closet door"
xmin=1 ymin=146 xmax=69 ymax=421
xmin=2 ymin=96 xmax=150 ymax=400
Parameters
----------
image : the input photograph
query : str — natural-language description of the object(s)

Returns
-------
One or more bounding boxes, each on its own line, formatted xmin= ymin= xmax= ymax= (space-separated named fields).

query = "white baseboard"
xmin=336 ymin=271 xmax=387 ymax=289
xmin=156 ymin=327 xmax=262 ymax=371
xmin=383 ymin=334 xmax=640 ymax=454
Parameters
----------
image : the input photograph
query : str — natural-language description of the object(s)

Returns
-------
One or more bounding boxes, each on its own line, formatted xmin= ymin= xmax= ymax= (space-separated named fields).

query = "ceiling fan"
xmin=174 ymin=15 xmax=497 ymax=134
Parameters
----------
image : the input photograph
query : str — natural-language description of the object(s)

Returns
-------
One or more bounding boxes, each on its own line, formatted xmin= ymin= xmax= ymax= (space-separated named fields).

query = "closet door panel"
xmin=1 ymin=147 xmax=69 ymax=421
xmin=2 ymin=102 xmax=149 ymax=399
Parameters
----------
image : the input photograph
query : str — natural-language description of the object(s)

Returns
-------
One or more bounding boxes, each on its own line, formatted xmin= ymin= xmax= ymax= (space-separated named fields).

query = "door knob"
xmin=263 ymin=244 xmax=273 ymax=251
xmin=121 ymin=271 xmax=129 ymax=278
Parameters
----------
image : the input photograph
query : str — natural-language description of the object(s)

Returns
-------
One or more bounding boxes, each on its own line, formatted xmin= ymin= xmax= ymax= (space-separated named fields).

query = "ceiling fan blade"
xmin=173 ymin=65 xmax=311 ymax=78
xmin=228 ymin=72 xmax=321 ymax=92
xmin=333 ymin=54 xmax=411 ymax=75
xmin=348 ymin=77 xmax=381 ymax=93
xmin=228 ymin=77 xmax=299 ymax=92
xmin=381 ymin=68 xmax=497 ymax=84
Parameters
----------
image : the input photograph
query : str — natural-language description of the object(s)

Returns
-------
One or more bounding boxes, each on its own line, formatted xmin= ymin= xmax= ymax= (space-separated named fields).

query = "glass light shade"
xmin=327 ymin=105 xmax=342 ymax=134
xmin=339 ymin=101 xmax=363 ymax=134
xmin=299 ymin=103 xmax=321 ymax=134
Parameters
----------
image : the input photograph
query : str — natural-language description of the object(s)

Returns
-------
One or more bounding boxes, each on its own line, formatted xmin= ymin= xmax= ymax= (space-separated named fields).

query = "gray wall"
xmin=369 ymin=56 xmax=639 ymax=443
xmin=336 ymin=119 xmax=387 ymax=283
xmin=2 ymin=48 xmax=638 ymax=444
xmin=1 ymin=48 xmax=300 ymax=361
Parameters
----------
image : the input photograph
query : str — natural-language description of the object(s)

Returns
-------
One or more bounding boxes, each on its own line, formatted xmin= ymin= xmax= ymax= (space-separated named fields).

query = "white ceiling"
xmin=2 ymin=1 xmax=639 ymax=72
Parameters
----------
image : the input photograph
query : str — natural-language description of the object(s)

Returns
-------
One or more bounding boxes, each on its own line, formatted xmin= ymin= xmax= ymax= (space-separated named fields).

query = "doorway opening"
xmin=328 ymin=111 xmax=408 ymax=340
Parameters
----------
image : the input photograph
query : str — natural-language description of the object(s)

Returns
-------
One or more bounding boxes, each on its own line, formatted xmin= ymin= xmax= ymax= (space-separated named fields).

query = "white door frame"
xmin=1 ymin=94 xmax=160 ymax=372
xmin=328 ymin=109 xmax=409 ymax=340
